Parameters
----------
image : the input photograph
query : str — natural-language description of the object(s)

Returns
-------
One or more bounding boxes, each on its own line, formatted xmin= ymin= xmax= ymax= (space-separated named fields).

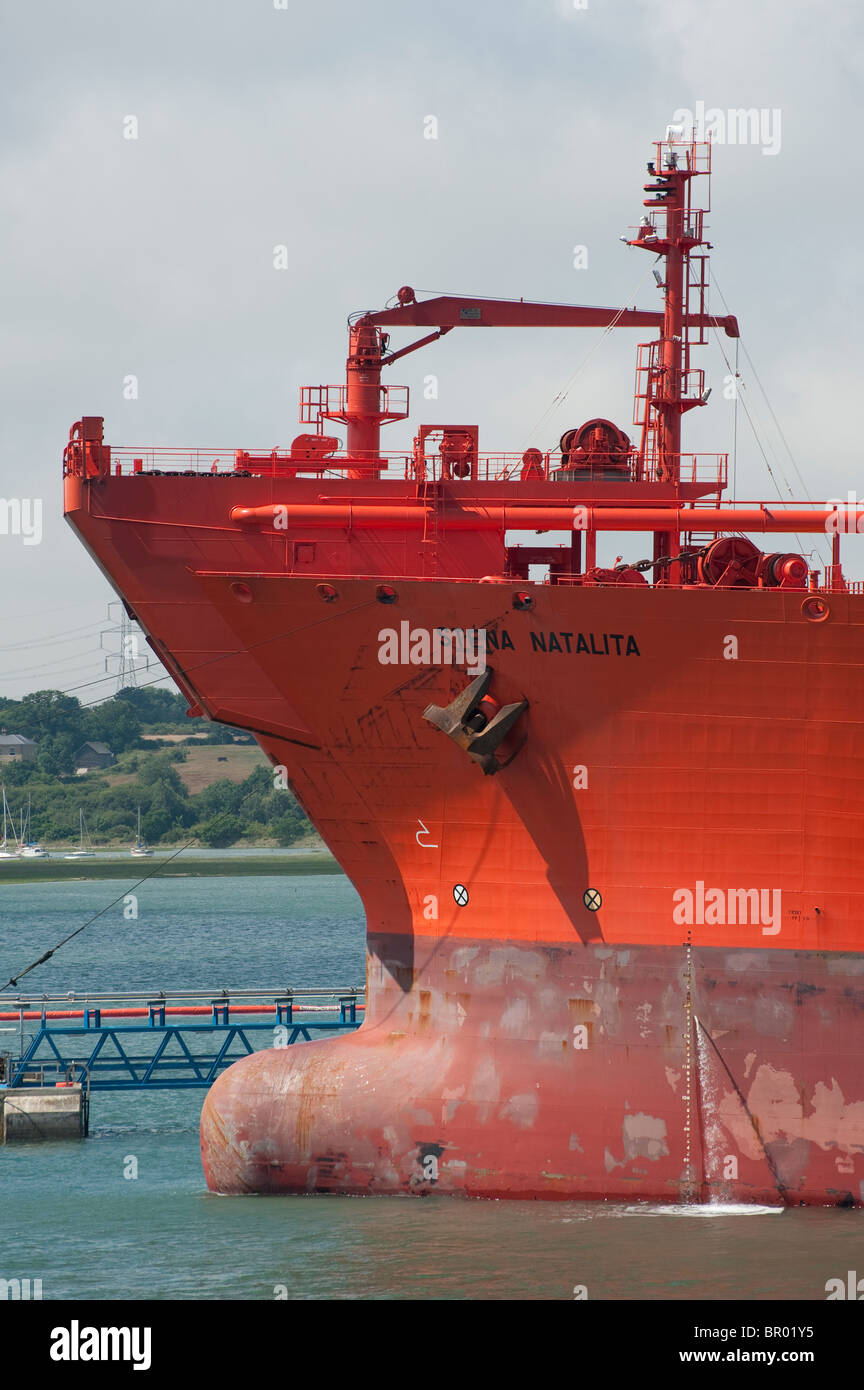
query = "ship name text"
xmin=377 ymin=623 xmax=641 ymax=671
xmin=521 ymin=630 xmax=640 ymax=656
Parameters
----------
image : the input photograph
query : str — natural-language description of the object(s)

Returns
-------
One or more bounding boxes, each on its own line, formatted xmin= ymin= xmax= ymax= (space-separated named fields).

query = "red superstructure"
xmin=64 ymin=134 xmax=864 ymax=1205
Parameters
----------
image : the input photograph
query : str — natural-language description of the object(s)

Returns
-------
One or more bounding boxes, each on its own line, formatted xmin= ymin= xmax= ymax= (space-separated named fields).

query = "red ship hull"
xmin=62 ymin=130 xmax=864 ymax=1205
xmin=183 ymin=572 xmax=864 ymax=1205
xmin=201 ymin=937 xmax=864 ymax=1204
xmin=60 ymin=472 xmax=864 ymax=1204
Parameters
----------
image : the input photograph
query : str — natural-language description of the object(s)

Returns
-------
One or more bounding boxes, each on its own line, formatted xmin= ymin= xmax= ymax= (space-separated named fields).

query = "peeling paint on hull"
xmin=200 ymin=939 xmax=864 ymax=1205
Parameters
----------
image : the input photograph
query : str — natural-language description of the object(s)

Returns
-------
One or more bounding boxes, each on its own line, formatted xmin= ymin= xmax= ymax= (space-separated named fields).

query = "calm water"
xmin=1 ymin=875 xmax=861 ymax=1301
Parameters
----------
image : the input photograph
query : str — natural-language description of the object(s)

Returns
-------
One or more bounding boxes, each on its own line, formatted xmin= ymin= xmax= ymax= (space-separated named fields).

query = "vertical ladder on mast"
xmin=419 ymin=478 xmax=440 ymax=577
xmin=634 ymin=341 xmax=661 ymax=480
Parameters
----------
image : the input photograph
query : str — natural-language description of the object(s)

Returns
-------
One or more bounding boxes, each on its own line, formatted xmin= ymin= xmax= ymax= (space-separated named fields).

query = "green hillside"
xmin=0 ymin=687 xmax=315 ymax=849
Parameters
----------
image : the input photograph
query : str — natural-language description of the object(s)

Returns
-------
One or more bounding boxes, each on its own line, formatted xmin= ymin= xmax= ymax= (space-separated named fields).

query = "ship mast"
xmin=626 ymin=133 xmax=715 ymax=573
xmin=298 ymin=133 xmax=734 ymax=587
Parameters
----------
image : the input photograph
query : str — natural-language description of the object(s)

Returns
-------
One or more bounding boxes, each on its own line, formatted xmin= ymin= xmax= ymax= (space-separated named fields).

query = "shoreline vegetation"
xmin=0 ymin=849 xmax=339 ymax=883
xmin=0 ymin=687 xmax=315 ymax=852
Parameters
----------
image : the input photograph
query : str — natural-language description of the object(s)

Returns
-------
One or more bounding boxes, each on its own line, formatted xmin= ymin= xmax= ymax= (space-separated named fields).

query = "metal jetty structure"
xmin=0 ymin=988 xmax=364 ymax=1125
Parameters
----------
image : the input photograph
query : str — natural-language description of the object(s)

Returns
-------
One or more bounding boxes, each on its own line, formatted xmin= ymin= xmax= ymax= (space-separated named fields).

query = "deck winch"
xmin=696 ymin=537 xmax=808 ymax=589
xmin=554 ymin=418 xmax=633 ymax=480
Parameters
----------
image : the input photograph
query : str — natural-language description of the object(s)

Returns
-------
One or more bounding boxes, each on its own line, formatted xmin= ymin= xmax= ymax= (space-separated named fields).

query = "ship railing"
xmin=103 ymin=447 xmax=258 ymax=475
xmin=639 ymin=453 xmax=728 ymax=487
xmin=414 ymin=450 xmax=720 ymax=484
xmin=101 ymin=446 xmax=561 ymax=479
xmin=300 ymin=383 xmax=410 ymax=425
xmin=103 ymin=447 xmax=727 ymax=487
xmin=826 ymin=570 xmax=864 ymax=595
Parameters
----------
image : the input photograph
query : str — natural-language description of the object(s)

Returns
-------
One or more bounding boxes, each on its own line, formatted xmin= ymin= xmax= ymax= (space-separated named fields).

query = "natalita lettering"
xmin=527 ymin=632 xmax=640 ymax=655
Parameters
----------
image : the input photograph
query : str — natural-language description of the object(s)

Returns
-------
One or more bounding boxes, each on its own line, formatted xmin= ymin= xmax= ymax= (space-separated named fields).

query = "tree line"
xmin=0 ymin=686 xmax=242 ymax=777
xmin=0 ymin=688 xmax=312 ymax=848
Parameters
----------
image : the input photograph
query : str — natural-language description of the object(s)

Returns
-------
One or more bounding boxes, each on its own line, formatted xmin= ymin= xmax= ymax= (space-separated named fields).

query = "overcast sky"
xmin=1 ymin=0 xmax=861 ymax=699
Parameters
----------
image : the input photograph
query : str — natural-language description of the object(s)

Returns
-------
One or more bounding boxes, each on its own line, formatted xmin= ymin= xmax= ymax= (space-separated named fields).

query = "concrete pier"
xmin=0 ymin=1085 xmax=87 ymax=1142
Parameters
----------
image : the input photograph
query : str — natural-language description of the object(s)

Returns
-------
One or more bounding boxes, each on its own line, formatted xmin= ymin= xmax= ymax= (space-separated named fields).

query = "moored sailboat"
xmin=65 ymin=808 xmax=96 ymax=860
xmin=17 ymin=796 xmax=48 ymax=858
xmin=130 ymin=806 xmax=152 ymax=857
xmin=0 ymin=786 xmax=20 ymax=859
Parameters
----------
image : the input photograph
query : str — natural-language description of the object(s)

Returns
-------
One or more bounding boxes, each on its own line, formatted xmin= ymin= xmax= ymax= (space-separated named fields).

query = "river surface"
xmin=0 ymin=875 xmax=860 ymax=1301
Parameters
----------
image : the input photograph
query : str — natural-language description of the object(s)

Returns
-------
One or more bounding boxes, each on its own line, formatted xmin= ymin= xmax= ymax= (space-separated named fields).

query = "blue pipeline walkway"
xmin=0 ymin=988 xmax=364 ymax=1092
